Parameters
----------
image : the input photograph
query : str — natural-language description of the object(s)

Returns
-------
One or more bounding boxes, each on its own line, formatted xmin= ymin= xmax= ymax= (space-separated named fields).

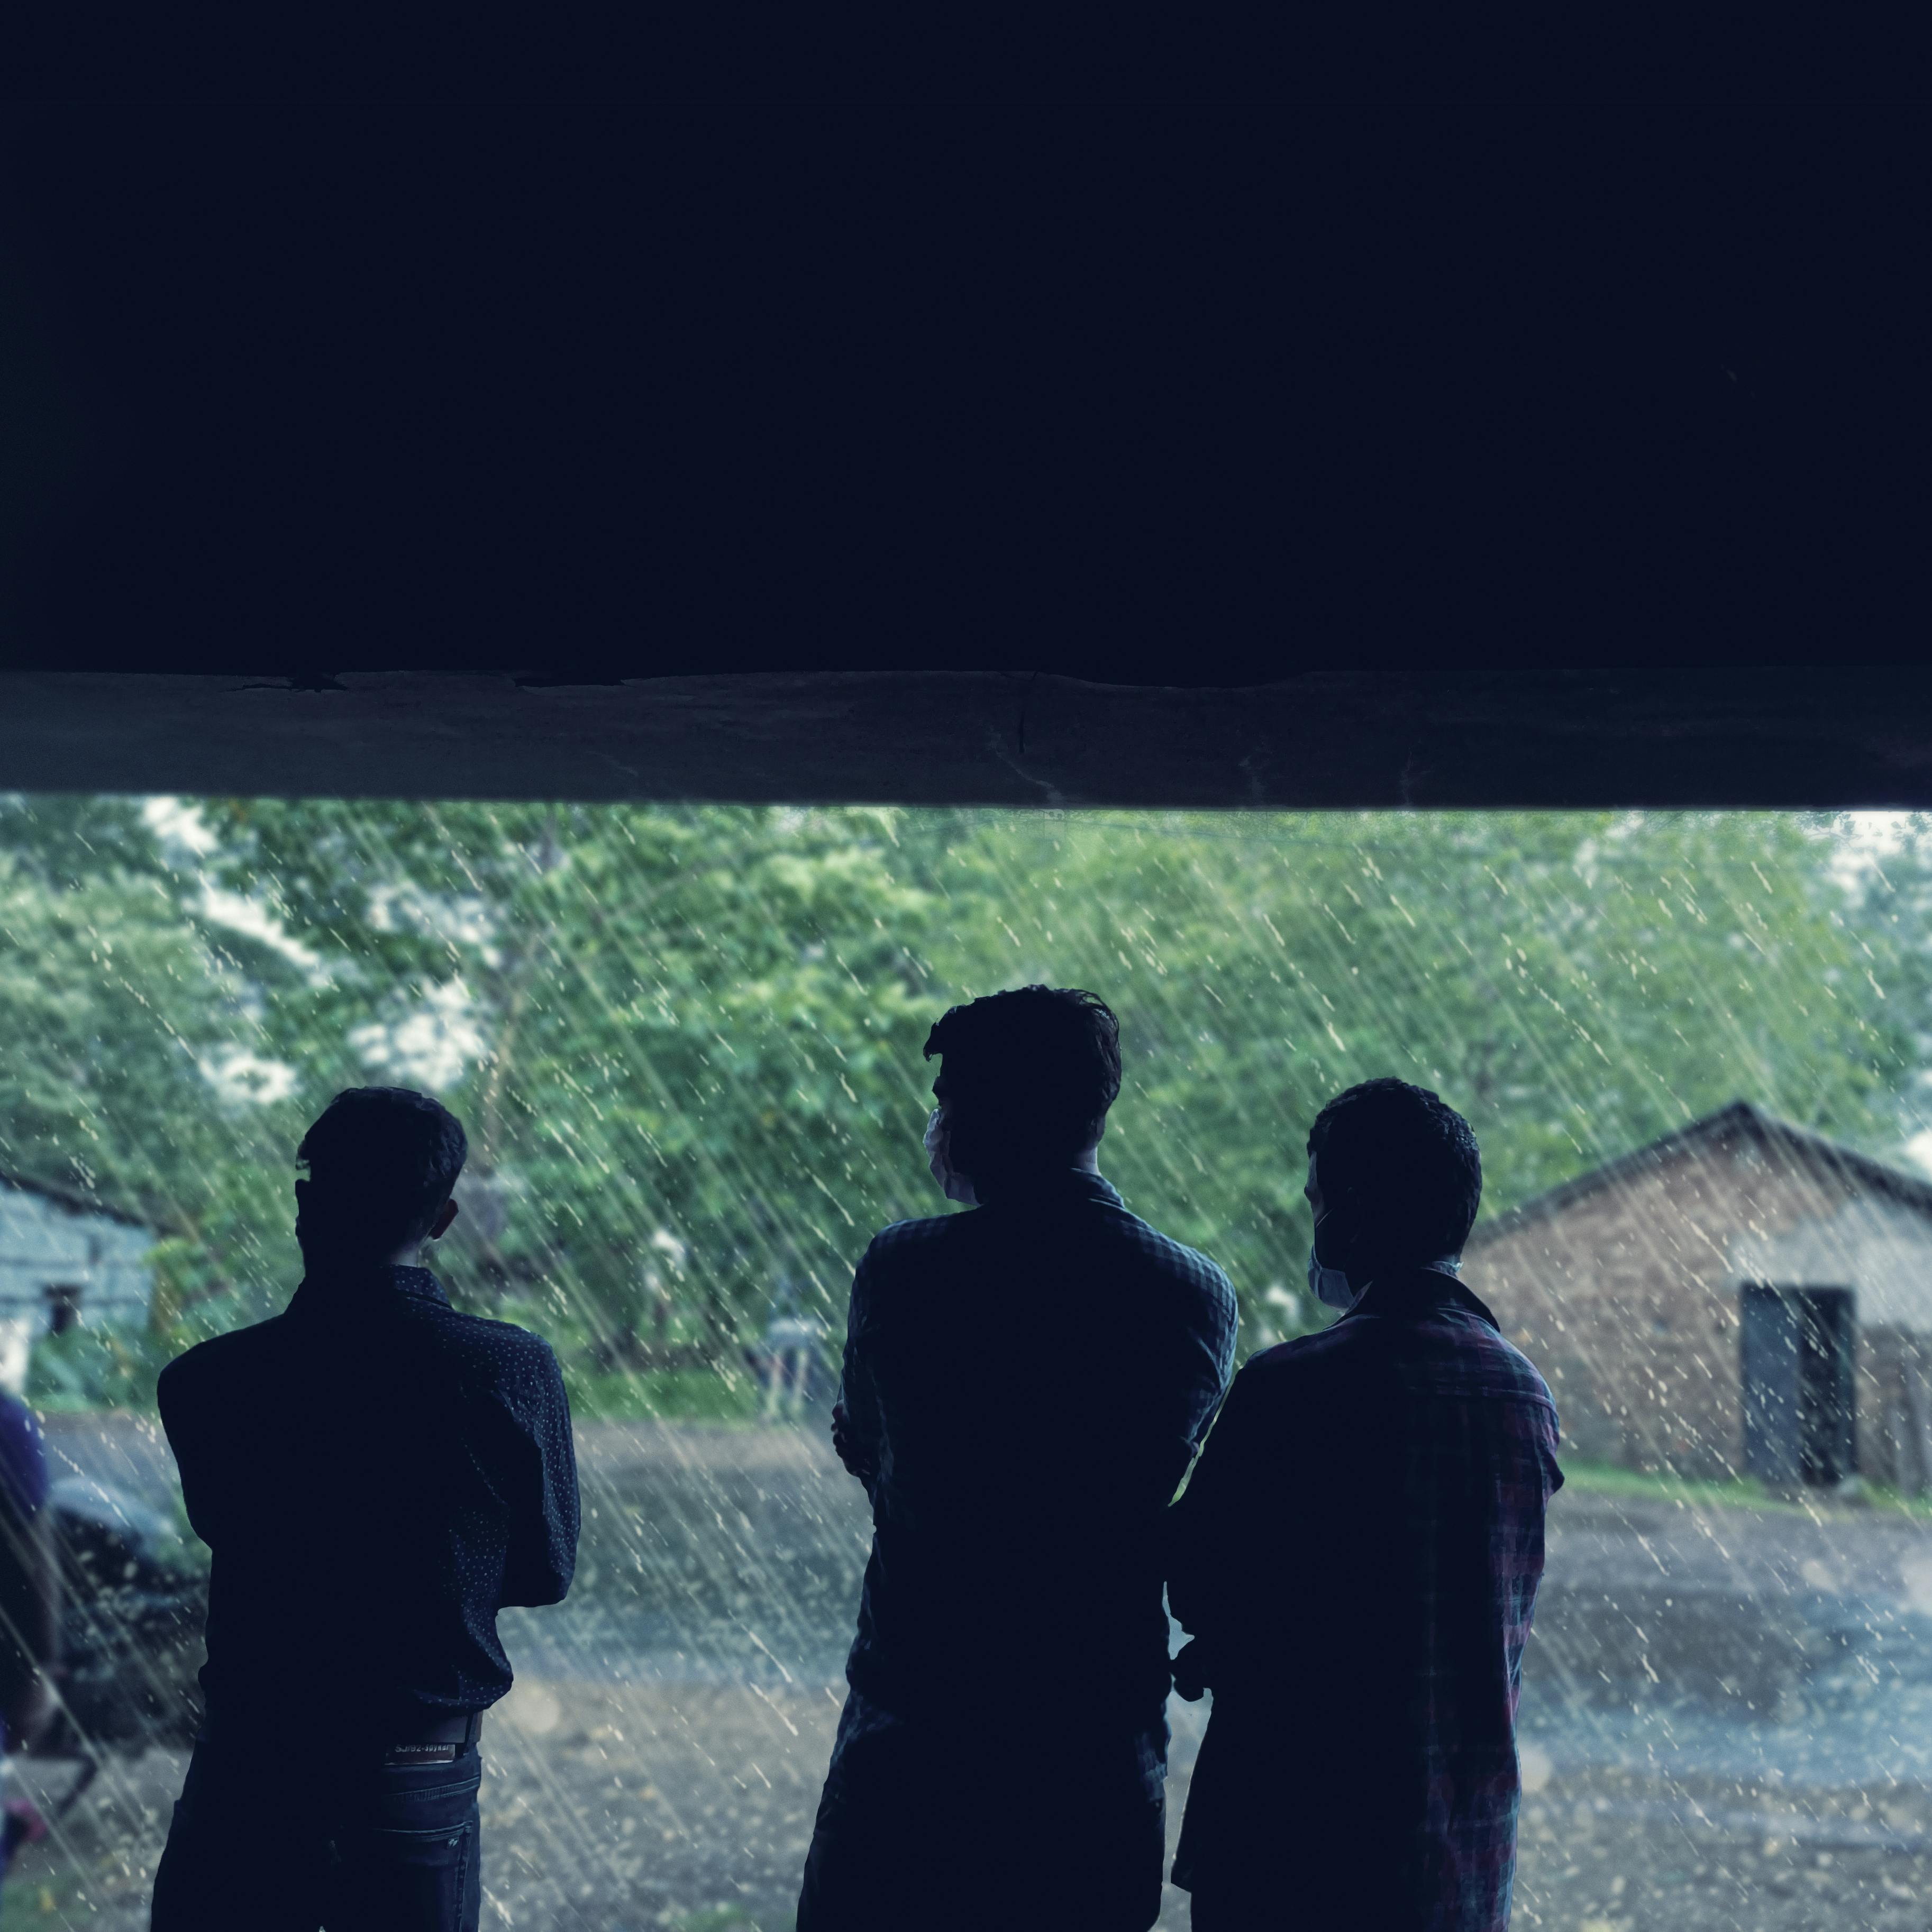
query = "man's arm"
xmin=496 ymin=1342 xmax=580 ymax=1609
xmin=1163 ymin=1262 xmax=1240 ymax=1495
xmin=830 ymin=1245 xmax=884 ymax=1492
xmin=1167 ymin=1364 xmax=1254 ymax=1626
xmin=1165 ymin=1360 xmax=1272 ymax=1695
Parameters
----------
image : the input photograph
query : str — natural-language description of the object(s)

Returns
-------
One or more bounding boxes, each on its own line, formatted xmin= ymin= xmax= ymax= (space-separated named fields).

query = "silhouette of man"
xmin=151 ymin=1088 xmax=579 ymax=1932
xmin=798 ymin=987 xmax=1237 ymax=1932
xmin=1168 ymin=1079 xmax=1562 ymax=1930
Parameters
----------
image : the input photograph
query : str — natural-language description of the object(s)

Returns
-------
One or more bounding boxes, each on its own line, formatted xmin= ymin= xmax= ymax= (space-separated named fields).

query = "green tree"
xmin=919 ymin=811 xmax=1910 ymax=1342
xmin=0 ymin=796 xmax=305 ymax=1403
xmin=0 ymin=797 xmax=1913 ymax=1409
xmin=200 ymin=801 xmax=942 ymax=1373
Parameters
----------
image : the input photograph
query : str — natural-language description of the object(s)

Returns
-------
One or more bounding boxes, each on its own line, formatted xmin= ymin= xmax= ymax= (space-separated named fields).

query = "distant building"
xmin=0 ymin=1171 xmax=154 ymax=1393
xmin=1463 ymin=1101 xmax=1932 ymax=1492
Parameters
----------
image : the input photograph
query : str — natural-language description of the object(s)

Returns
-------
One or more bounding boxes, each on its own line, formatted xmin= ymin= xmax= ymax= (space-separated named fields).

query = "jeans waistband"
xmin=199 ymin=1707 xmax=484 ymax=1761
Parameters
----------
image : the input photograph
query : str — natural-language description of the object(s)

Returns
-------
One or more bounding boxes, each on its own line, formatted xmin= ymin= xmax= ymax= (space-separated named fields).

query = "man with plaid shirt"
xmin=798 ymin=987 xmax=1237 ymax=1932
xmin=1169 ymin=1079 xmax=1562 ymax=1930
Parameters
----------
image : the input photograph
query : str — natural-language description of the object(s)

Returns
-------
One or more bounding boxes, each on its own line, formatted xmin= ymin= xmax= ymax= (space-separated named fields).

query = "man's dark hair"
xmin=1306 ymin=1078 xmax=1481 ymax=1262
xmin=296 ymin=1087 xmax=468 ymax=1254
xmin=924 ymin=987 xmax=1122 ymax=1175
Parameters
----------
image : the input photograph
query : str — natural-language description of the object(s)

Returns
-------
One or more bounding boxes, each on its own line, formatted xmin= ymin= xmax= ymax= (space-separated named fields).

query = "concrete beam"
xmin=1 ymin=668 xmax=1928 ymax=808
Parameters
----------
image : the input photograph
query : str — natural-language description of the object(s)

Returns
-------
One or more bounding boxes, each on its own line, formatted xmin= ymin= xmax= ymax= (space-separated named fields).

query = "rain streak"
xmin=4 ymin=796 xmax=1932 ymax=1927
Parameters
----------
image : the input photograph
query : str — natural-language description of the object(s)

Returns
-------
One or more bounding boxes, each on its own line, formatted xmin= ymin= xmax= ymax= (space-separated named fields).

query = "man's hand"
xmin=830 ymin=1402 xmax=878 ymax=1485
xmin=1171 ymin=1638 xmax=1212 ymax=1702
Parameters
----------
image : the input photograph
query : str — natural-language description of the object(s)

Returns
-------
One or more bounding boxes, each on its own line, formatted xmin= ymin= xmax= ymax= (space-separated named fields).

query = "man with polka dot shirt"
xmin=152 ymin=1088 xmax=579 ymax=1932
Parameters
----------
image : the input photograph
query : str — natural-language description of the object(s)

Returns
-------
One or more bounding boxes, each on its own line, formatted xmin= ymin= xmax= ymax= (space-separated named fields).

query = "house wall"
xmin=0 ymin=1184 xmax=153 ymax=1333
xmin=1460 ymin=1127 xmax=1932 ymax=1482
xmin=1858 ymin=1326 xmax=1932 ymax=1493
xmin=1730 ymin=1189 xmax=1932 ymax=1329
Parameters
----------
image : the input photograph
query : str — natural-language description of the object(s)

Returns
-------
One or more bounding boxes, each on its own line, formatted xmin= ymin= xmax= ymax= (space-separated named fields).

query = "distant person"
xmin=1167 ymin=1079 xmax=1562 ymax=1930
xmin=0 ymin=1387 xmax=57 ymax=1897
xmin=151 ymin=1088 xmax=579 ymax=1932
xmin=799 ymin=987 xmax=1238 ymax=1932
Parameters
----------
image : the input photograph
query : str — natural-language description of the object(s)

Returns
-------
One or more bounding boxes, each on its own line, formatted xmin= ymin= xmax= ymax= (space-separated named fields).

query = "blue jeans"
xmin=150 ymin=1737 xmax=483 ymax=1931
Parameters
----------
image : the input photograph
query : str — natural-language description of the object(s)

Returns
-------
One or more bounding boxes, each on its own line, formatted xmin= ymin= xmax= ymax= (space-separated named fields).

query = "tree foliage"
xmin=0 ymin=797 xmax=1916 ymax=1406
xmin=941 ymin=813 xmax=1907 ymax=1328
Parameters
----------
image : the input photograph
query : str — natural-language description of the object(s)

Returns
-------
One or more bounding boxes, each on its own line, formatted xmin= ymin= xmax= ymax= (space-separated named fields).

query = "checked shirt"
xmin=835 ymin=1169 xmax=1237 ymax=1737
xmin=1169 ymin=1267 xmax=1562 ymax=1931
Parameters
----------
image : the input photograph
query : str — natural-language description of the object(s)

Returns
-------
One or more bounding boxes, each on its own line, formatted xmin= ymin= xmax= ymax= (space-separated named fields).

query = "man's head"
xmin=294 ymin=1087 xmax=467 ymax=1267
xmin=1305 ymin=1078 xmax=1481 ymax=1285
xmin=922 ymin=987 xmax=1122 ymax=1196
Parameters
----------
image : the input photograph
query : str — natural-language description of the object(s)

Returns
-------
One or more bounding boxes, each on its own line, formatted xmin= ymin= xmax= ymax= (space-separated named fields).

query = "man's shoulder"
xmin=1240 ymin=1305 xmax=1558 ymax=1409
xmin=864 ymin=1202 xmax=1231 ymax=1297
xmin=1238 ymin=1326 xmax=1353 ymax=1383
xmin=1105 ymin=1207 xmax=1234 ymax=1302
xmin=1234 ymin=1312 xmax=1428 ymax=1389
xmin=160 ymin=1314 xmax=290 ymax=1392
xmin=1454 ymin=1326 xmax=1561 ymax=1426
xmin=862 ymin=1212 xmax=969 ymax=1266
xmin=157 ymin=1316 xmax=297 ymax=1436
xmin=407 ymin=1299 xmax=562 ymax=1389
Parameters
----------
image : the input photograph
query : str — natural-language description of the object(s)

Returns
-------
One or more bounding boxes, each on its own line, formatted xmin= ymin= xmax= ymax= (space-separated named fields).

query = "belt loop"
xmin=466 ymin=1709 xmax=482 ymax=1751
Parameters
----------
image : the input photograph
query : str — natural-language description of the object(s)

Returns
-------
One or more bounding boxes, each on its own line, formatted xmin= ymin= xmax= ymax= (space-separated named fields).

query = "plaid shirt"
xmin=1168 ymin=1268 xmax=1561 ymax=1930
xmin=836 ymin=1170 xmax=1237 ymax=1736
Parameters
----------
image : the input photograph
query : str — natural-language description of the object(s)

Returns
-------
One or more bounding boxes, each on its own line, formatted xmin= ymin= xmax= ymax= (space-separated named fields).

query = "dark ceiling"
xmin=2 ymin=23 xmax=1922 ymax=669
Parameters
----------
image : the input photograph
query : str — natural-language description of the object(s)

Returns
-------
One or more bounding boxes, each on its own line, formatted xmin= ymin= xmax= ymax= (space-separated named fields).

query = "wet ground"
xmin=16 ymin=1685 xmax=1932 ymax=1930
xmin=8 ymin=1417 xmax=1932 ymax=1928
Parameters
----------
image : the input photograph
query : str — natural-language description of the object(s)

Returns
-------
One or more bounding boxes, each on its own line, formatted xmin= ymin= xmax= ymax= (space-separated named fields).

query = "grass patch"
xmin=1857 ymin=1481 xmax=1932 ymax=1519
xmin=26 ymin=1324 xmax=174 ymax=1414
xmin=0 ymin=1867 xmax=90 ymax=1927
xmin=1559 ymin=1457 xmax=1790 ymax=1512
xmin=1560 ymin=1456 xmax=1932 ymax=1519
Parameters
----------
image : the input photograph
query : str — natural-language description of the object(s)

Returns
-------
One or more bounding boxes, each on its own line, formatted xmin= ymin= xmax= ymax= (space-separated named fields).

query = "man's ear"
xmin=429 ymin=1198 xmax=460 ymax=1241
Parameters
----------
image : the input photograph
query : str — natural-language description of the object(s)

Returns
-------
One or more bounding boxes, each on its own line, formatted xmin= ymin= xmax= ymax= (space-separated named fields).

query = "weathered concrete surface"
xmin=8 ymin=669 xmax=1932 ymax=810
xmin=39 ymin=1414 xmax=178 ymax=1509
xmin=1530 ymin=1487 xmax=1932 ymax=1723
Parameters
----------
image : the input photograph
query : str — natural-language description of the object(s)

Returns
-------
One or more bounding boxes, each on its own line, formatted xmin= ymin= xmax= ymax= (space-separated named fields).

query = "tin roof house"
xmin=1462 ymin=1101 xmax=1932 ymax=1492
xmin=0 ymin=1171 xmax=154 ymax=1395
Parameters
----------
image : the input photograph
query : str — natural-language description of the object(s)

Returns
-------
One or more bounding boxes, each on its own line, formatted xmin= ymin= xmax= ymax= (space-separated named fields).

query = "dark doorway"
xmin=1740 ymin=1284 xmax=1857 ymax=1486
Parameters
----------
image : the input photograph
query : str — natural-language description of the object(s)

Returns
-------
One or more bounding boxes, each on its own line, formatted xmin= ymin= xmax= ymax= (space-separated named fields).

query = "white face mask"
xmin=1308 ymin=1243 xmax=1462 ymax=1311
xmin=923 ymin=1107 xmax=979 ymax=1206
xmin=1307 ymin=1245 xmax=1359 ymax=1310
xmin=1307 ymin=1202 xmax=1359 ymax=1310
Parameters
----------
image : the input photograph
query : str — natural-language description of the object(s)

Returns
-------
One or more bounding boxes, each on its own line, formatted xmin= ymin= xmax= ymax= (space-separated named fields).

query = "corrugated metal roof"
xmin=1467 ymin=1100 xmax=1932 ymax=1249
xmin=0 ymin=1168 xmax=151 ymax=1230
